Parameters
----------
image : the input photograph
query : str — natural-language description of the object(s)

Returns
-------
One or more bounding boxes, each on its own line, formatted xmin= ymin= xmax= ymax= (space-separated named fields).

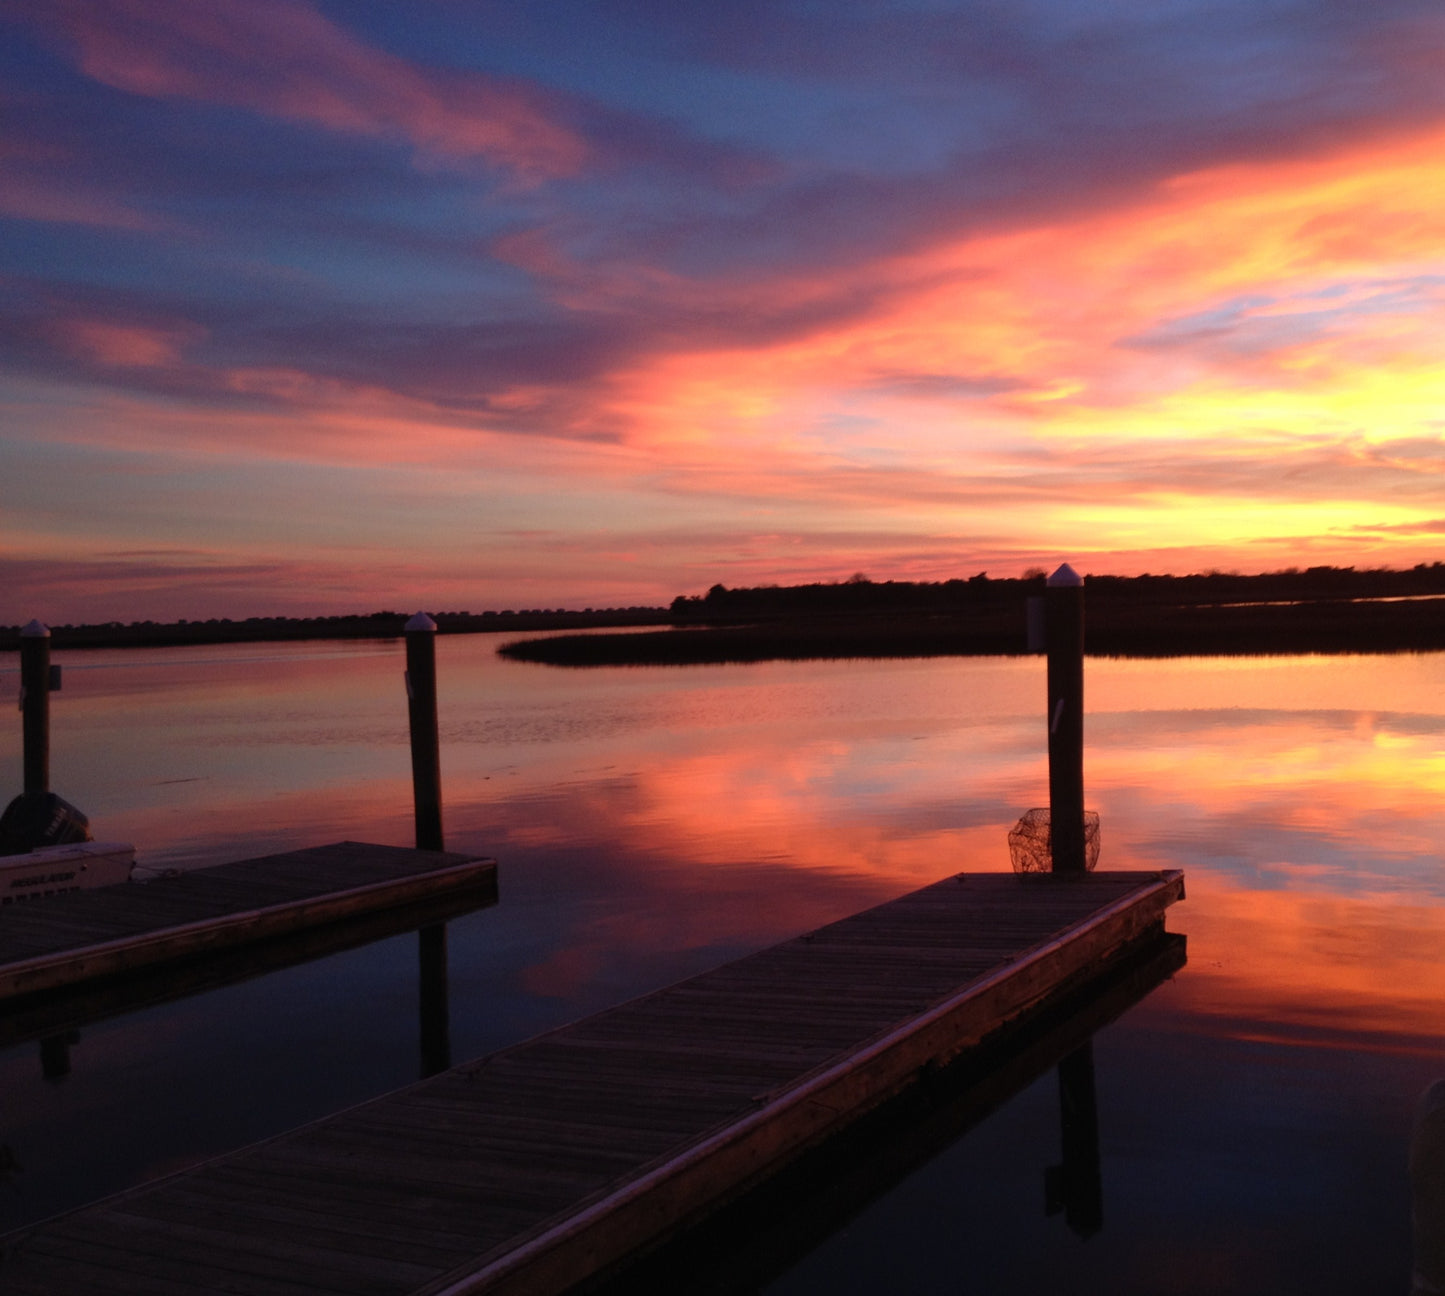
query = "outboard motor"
xmin=0 ymin=791 xmax=92 ymax=857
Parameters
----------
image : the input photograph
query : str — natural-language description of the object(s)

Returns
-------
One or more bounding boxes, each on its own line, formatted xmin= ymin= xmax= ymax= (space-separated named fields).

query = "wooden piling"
xmin=19 ymin=621 xmax=50 ymax=797
xmin=1046 ymin=564 xmax=1086 ymax=872
xmin=404 ymin=613 xmax=452 ymax=1079
xmin=405 ymin=613 xmax=443 ymax=853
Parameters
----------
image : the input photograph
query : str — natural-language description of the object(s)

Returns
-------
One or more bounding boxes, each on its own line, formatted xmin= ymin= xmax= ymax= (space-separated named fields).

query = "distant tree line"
xmin=12 ymin=563 xmax=1445 ymax=655
xmin=669 ymin=564 xmax=1445 ymax=621
xmin=503 ymin=562 xmax=1445 ymax=666
xmin=0 ymin=607 xmax=668 ymax=651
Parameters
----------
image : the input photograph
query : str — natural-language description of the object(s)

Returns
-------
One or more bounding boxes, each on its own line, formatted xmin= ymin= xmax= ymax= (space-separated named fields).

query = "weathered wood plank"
xmin=0 ymin=870 xmax=1182 ymax=1296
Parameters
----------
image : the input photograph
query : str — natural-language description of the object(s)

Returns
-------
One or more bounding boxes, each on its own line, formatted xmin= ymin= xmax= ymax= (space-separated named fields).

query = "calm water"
xmin=4 ymin=636 xmax=1445 ymax=1292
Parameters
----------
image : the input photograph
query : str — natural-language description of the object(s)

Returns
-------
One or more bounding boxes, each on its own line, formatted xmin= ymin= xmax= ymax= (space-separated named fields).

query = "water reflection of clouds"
xmin=1124 ymin=810 xmax=1436 ymax=891
xmin=445 ymin=814 xmax=895 ymax=1020
xmin=1128 ymin=877 xmax=1445 ymax=1058
xmin=1089 ymin=699 xmax=1445 ymax=898
xmin=471 ymin=745 xmax=1023 ymax=886
xmin=435 ymin=669 xmax=1445 ymax=1062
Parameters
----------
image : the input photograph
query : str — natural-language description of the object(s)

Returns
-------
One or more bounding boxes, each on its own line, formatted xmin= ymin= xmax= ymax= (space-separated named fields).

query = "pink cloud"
xmin=64 ymin=318 xmax=200 ymax=368
xmin=50 ymin=0 xmax=585 ymax=179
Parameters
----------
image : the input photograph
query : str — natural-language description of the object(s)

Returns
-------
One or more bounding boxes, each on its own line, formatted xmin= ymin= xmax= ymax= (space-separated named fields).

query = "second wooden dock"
xmin=0 ymin=840 xmax=498 ymax=1002
xmin=1 ymin=867 xmax=1181 ymax=1295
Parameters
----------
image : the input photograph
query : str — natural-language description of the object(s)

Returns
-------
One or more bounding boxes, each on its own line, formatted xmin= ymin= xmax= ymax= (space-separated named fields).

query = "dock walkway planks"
xmin=0 ymin=868 xmax=1183 ymax=1296
xmin=0 ymin=841 xmax=498 ymax=1001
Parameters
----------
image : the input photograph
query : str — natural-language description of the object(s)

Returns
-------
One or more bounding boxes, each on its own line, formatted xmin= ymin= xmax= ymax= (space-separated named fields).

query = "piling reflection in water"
xmin=1047 ymin=1042 xmax=1102 ymax=1239
xmin=418 ymin=923 xmax=450 ymax=1078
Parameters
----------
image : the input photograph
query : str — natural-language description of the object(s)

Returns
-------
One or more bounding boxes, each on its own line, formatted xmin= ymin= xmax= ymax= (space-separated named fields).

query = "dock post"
xmin=404 ymin=613 xmax=443 ymax=852
xmin=20 ymin=620 xmax=51 ymax=796
xmin=404 ymin=612 xmax=451 ymax=1075
xmin=1046 ymin=564 xmax=1086 ymax=872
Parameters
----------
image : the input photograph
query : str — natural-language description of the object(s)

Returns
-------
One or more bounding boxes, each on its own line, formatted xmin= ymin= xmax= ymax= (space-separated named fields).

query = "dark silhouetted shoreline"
xmin=0 ymin=608 xmax=669 ymax=653
xmin=501 ymin=565 xmax=1445 ymax=665
xmin=13 ymin=564 xmax=1445 ymax=660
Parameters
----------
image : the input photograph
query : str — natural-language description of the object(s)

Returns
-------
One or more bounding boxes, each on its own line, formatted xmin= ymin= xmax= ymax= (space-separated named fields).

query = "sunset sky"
xmin=5 ymin=1 xmax=1445 ymax=623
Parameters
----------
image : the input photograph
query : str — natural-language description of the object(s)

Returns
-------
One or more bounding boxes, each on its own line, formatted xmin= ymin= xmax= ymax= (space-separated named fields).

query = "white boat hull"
xmin=0 ymin=841 xmax=136 ymax=905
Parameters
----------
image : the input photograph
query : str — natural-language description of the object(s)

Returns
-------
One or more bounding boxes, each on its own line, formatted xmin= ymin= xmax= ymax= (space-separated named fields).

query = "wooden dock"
xmin=601 ymin=926 xmax=1186 ymax=1295
xmin=0 ymin=841 xmax=498 ymax=1003
xmin=0 ymin=868 xmax=1182 ymax=1296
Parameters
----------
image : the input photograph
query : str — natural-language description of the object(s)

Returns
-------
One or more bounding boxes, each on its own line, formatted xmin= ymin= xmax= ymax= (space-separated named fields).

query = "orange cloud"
xmin=618 ymin=121 xmax=1445 ymax=432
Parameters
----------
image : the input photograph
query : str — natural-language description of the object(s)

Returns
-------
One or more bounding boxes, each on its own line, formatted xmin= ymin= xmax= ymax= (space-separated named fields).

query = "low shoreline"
xmin=499 ymin=596 xmax=1445 ymax=666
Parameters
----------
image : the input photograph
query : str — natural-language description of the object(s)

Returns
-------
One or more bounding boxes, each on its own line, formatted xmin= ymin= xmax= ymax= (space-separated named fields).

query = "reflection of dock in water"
xmin=0 ymin=869 xmax=1182 ymax=1295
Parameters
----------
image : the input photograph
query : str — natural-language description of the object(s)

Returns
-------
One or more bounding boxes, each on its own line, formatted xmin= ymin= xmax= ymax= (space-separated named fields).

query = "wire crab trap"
xmin=1008 ymin=808 xmax=1100 ymax=873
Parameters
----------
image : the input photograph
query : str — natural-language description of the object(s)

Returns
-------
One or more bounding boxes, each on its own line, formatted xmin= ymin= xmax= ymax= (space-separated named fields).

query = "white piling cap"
xmin=1047 ymin=563 xmax=1083 ymax=587
xmin=405 ymin=612 xmax=437 ymax=633
xmin=20 ymin=619 xmax=50 ymax=637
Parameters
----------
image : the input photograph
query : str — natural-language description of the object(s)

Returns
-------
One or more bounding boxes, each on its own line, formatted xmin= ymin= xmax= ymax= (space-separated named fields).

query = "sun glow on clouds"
xmin=469 ymin=159 xmax=1445 ymax=594
xmin=8 ymin=2 xmax=1445 ymax=618
xmin=598 ymin=124 xmax=1445 ymax=542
